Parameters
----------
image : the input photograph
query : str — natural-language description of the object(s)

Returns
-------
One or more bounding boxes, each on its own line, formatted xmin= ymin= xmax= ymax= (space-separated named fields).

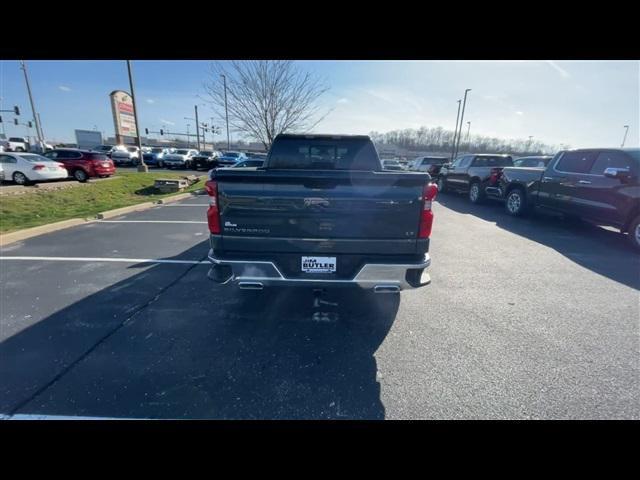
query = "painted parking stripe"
xmin=2 ymin=414 xmax=145 ymax=420
xmin=161 ymin=204 xmax=208 ymax=207
xmin=0 ymin=256 xmax=209 ymax=265
xmin=97 ymin=220 xmax=207 ymax=224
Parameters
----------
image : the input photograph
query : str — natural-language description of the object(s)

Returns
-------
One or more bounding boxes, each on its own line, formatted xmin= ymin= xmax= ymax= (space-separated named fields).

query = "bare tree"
xmin=203 ymin=61 xmax=330 ymax=150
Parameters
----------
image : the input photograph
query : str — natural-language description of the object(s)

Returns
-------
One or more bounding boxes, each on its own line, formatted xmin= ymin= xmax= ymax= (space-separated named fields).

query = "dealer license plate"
xmin=301 ymin=256 xmax=336 ymax=273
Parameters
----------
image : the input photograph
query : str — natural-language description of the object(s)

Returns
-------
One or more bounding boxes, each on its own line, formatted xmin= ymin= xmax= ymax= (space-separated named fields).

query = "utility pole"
xmin=19 ymin=61 xmax=44 ymax=152
xmin=454 ymin=89 xmax=471 ymax=159
xmin=126 ymin=60 xmax=148 ymax=172
xmin=194 ymin=105 xmax=201 ymax=150
xmin=186 ymin=124 xmax=190 ymax=148
xmin=221 ymin=74 xmax=230 ymax=150
xmin=451 ymin=99 xmax=462 ymax=161
xmin=621 ymin=125 xmax=629 ymax=148
xmin=38 ymin=113 xmax=45 ymax=142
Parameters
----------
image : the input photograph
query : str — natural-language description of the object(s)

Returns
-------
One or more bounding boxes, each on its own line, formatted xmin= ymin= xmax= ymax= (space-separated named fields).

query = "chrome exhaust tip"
xmin=238 ymin=282 xmax=264 ymax=290
xmin=374 ymin=285 xmax=401 ymax=293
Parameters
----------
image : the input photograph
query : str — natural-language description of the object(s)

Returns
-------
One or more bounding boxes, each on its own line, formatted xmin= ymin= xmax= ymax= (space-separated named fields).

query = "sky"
xmin=0 ymin=60 xmax=638 ymax=148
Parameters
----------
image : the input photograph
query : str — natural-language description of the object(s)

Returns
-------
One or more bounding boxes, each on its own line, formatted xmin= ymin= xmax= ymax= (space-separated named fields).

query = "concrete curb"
xmin=155 ymin=191 xmax=198 ymax=204
xmin=0 ymin=218 xmax=90 ymax=247
xmin=95 ymin=202 xmax=156 ymax=219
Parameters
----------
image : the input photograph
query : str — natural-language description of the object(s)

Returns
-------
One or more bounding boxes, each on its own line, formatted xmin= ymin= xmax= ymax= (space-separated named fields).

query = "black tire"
xmin=468 ymin=181 xmax=484 ymax=204
xmin=12 ymin=171 xmax=29 ymax=185
xmin=158 ymin=160 xmax=164 ymax=168
xmin=185 ymin=160 xmax=192 ymax=170
xmin=505 ymin=187 xmax=528 ymax=217
xmin=627 ymin=214 xmax=640 ymax=252
xmin=73 ymin=169 xmax=88 ymax=183
xmin=437 ymin=176 xmax=447 ymax=193
xmin=15 ymin=147 xmax=25 ymax=152
xmin=166 ymin=165 xmax=172 ymax=170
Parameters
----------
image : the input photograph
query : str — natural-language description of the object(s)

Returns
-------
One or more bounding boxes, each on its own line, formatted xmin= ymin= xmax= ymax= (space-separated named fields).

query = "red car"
xmin=44 ymin=149 xmax=116 ymax=182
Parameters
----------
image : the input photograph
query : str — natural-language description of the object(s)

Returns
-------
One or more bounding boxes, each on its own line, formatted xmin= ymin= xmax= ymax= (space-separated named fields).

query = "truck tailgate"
xmin=213 ymin=169 xmax=430 ymax=255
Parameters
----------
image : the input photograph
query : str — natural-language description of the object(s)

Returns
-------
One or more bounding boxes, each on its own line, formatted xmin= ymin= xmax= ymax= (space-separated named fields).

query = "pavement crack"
xmin=6 ymin=255 xmax=208 ymax=416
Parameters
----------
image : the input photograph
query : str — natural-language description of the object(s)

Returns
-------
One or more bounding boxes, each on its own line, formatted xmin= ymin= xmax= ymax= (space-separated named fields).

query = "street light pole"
xmin=186 ymin=124 xmax=190 ymax=148
xmin=194 ymin=105 xmax=201 ymax=151
xmin=451 ymin=99 xmax=462 ymax=161
xmin=221 ymin=74 xmax=230 ymax=150
xmin=454 ymin=89 xmax=471 ymax=158
xmin=19 ymin=60 xmax=45 ymax=152
xmin=465 ymin=121 xmax=471 ymax=148
xmin=126 ymin=60 xmax=148 ymax=172
xmin=621 ymin=125 xmax=629 ymax=148
xmin=202 ymin=123 xmax=207 ymax=150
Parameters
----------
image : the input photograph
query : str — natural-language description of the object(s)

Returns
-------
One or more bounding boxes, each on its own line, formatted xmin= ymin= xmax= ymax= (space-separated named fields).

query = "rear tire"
xmin=505 ymin=187 xmax=527 ymax=216
xmin=73 ymin=169 xmax=88 ymax=183
xmin=13 ymin=171 xmax=30 ymax=185
xmin=627 ymin=214 xmax=640 ymax=252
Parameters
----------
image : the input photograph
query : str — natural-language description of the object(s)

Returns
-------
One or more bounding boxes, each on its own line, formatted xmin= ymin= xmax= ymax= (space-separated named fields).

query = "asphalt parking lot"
xmin=1 ymin=191 xmax=638 ymax=419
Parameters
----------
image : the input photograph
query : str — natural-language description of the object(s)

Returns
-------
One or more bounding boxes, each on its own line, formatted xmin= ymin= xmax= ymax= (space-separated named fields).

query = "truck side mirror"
xmin=604 ymin=167 xmax=630 ymax=179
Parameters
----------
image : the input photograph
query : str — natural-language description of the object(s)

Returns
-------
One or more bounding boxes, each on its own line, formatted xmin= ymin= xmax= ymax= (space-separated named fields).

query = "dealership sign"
xmin=109 ymin=90 xmax=137 ymax=138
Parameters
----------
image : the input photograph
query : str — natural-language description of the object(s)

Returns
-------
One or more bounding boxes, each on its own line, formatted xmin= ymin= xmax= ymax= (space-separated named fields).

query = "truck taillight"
xmin=418 ymin=183 xmax=438 ymax=239
xmin=205 ymin=180 xmax=221 ymax=234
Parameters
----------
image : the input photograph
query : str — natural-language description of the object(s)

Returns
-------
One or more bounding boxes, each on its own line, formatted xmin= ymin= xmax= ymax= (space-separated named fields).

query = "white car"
xmin=162 ymin=149 xmax=199 ymax=169
xmin=0 ymin=152 xmax=68 ymax=185
xmin=111 ymin=146 xmax=140 ymax=166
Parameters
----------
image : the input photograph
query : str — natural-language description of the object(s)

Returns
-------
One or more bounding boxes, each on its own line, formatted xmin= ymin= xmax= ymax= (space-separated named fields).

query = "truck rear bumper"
xmin=207 ymin=249 xmax=431 ymax=291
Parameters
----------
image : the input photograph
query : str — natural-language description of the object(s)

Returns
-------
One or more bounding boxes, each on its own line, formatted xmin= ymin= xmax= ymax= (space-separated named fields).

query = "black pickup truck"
xmin=205 ymin=134 xmax=438 ymax=292
xmin=436 ymin=153 xmax=513 ymax=203
xmin=500 ymin=148 xmax=640 ymax=250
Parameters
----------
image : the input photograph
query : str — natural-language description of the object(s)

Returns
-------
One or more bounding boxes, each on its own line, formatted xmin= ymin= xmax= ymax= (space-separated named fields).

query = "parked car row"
xmin=86 ymin=144 xmax=265 ymax=171
xmin=432 ymin=149 xmax=640 ymax=251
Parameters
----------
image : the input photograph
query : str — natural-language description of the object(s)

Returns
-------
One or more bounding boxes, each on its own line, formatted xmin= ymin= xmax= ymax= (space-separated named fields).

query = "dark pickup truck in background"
xmin=436 ymin=154 xmax=513 ymax=203
xmin=205 ymin=134 xmax=438 ymax=292
xmin=500 ymin=148 xmax=640 ymax=250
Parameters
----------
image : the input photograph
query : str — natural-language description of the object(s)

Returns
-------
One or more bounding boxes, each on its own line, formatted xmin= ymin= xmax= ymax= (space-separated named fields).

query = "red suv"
xmin=44 ymin=149 xmax=116 ymax=182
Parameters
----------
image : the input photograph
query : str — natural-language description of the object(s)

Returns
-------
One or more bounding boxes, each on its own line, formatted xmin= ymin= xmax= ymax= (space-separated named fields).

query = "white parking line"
xmin=2 ymin=414 xmax=145 ymax=420
xmin=97 ymin=220 xmax=207 ymax=224
xmin=162 ymin=204 xmax=208 ymax=207
xmin=0 ymin=256 xmax=209 ymax=265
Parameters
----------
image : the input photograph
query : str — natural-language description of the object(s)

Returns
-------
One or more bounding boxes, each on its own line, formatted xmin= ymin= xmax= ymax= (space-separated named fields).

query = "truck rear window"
xmin=268 ymin=138 xmax=381 ymax=170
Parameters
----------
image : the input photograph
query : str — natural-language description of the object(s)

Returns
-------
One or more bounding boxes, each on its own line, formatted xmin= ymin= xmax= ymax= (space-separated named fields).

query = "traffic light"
xmin=14 ymin=118 xmax=18 ymax=125
xmin=0 ymin=116 xmax=3 ymax=123
xmin=14 ymin=106 xmax=20 ymax=115
xmin=145 ymin=128 xmax=149 ymax=135
xmin=28 ymin=121 xmax=33 ymax=128
xmin=160 ymin=129 xmax=164 ymax=136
